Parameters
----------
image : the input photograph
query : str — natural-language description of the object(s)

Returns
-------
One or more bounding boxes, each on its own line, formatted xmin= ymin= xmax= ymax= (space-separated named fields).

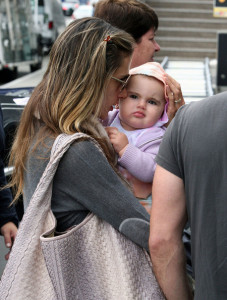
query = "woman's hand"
xmin=1 ymin=222 xmax=18 ymax=260
xmin=165 ymin=74 xmax=185 ymax=126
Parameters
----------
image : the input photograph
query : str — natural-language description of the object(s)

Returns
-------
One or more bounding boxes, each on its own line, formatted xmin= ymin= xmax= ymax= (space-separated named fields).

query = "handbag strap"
xmin=28 ymin=132 xmax=92 ymax=210
xmin=0 ymin=132 xmax=96 ymax=299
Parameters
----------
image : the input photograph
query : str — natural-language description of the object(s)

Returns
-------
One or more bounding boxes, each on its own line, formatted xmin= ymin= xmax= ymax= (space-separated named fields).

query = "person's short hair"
xmin=94 ymin=0 xmax=159 ymax=42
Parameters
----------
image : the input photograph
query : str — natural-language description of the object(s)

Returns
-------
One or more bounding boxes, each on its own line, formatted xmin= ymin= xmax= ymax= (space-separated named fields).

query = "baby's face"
xmin=118 ymin=75 xmax=166 ymax=131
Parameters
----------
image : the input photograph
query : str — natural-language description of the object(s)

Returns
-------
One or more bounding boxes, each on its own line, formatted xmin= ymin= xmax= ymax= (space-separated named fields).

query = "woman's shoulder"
xmin=70 ymin=137 xmax=100 ymax=151
xmin=63 ymin=137 xmax=106 ymax=163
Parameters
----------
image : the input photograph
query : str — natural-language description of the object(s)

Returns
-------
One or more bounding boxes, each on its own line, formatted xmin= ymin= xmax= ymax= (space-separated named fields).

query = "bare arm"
xmin=149 ymin=165 xmax=193 ymax=300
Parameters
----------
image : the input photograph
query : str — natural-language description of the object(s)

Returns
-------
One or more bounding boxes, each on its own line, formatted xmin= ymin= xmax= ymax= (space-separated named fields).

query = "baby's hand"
xmin=105 ymin=127 xmax=128 ymax=156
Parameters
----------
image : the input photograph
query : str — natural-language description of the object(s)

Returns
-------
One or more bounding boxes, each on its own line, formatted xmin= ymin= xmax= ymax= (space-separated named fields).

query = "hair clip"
xmin=104 ymin=35 xmax=111 ymax=42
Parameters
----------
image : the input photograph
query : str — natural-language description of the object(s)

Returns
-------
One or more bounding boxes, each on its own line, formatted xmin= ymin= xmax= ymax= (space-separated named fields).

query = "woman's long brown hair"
xmin=8 ymin=17 xmax=134 ymax=202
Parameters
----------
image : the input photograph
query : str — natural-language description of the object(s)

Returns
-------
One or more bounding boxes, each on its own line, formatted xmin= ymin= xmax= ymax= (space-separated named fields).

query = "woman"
xmin=9 ymin=17 xmax=150 ymax=250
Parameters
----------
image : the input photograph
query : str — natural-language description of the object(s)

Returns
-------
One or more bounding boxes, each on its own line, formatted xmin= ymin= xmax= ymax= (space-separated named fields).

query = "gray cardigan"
xmin=23 ymin=139 xmax=150 ymax=250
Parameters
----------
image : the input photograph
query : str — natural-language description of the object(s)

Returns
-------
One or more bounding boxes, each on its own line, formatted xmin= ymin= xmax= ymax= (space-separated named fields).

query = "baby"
xmin=106 ymin=62 xmax=169 ymax=213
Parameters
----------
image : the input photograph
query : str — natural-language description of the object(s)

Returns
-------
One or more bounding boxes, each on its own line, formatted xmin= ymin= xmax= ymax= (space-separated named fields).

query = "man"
xmin=94 ymin=0 xmax=185 ymax=122
xmin=0 ymin=106 xmax=18 ymax=260
xmin=149 ymin=92 xmax=227 ymax=299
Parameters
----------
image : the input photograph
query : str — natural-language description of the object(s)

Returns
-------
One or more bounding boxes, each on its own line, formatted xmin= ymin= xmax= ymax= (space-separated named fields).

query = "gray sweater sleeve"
xmin=52 ymin=139 xmax=150 ymax=250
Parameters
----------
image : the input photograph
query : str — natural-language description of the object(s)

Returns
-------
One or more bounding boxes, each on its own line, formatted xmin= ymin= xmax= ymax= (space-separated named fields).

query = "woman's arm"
xmin=0 ymin=108 xmax=18 ymax=258
xmin=52 ymin=140 xmax=150 ymax=250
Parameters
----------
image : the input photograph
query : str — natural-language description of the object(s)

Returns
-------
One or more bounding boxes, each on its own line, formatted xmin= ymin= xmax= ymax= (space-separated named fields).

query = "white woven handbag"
xmin=0 ymin=133 xmax=164 ymax=300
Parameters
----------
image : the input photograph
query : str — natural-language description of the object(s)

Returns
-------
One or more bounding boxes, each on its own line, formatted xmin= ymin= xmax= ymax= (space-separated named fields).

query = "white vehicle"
xmin=62 ymin=0 xmax=79 ymax=16
xmin=72 ymin=5 xmax=94 ymax=20
xmin=32 ymin=0 xmax=66 ymax=53
xmin=0 ymin=0 xmax=42 ymax=81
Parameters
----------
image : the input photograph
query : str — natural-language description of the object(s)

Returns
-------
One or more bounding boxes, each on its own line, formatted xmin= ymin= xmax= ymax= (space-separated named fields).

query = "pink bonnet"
xmin=129 ymin=62 xmax=169 ymax=126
